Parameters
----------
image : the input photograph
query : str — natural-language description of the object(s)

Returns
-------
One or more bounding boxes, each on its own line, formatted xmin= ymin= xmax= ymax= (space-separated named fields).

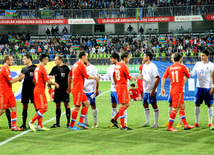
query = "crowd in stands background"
xmin=0 ymin=32 xmax=214 ymax=64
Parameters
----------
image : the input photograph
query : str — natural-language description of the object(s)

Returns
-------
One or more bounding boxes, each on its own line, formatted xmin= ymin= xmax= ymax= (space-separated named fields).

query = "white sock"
xmin=84 ymin=111 xmax=89 ymax=125
xmin=112 ymin=108 xmax=117 ymax=118
xmin=195 ymin=106 xmax=200 ymax=124
xmin=124 ymin=110 xmax=127 ymax=124
xmin=92 ymin=109 xmax=98 ymax=124
xmin=168 ymin=107 xmax=172 ymax=116
xmin=144 ymin=108 xmax=150 ymax=124
xmin=154 ymin=108 xmax=159 ymax=124
xmin=208 ymin=106 xmax=213 ymax=124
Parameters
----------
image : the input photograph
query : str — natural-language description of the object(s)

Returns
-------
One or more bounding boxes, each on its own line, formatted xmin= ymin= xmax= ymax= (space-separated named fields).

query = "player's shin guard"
xmin=66 ymin=108 xmax=71 ymax=124
xmin=195 ymin=106 xmax=200 ymax=124
xmin=168 ymin=110 xmax=177 ymax=128
xmin=6 ymin=109 xmax=11 ymax=125
xmin=179 ymin=109 xmax=188 ymax=126
xmin=70 ymin=109 xmax=79 ymax=127
xmin=11 ymin=112 xmax=17 ymax=127
xmin=56 ymin=109 xmax=61 ymax=125
xmin=208 ymin=106 xmax=213 ymax=124
xmin=79 ymin=106 xmax=88 ymax=123
xmin=22 ymin=109 xmax=27 ymax=126
xmin=119 ymin=107 xmax=125 ymax=128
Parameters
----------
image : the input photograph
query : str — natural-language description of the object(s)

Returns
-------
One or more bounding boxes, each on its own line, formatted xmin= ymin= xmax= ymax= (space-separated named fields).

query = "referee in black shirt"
xmin=49 ymin=55 xmax=71 ymax=128
xmin=20 ymin=54 xmax=37 ymax=129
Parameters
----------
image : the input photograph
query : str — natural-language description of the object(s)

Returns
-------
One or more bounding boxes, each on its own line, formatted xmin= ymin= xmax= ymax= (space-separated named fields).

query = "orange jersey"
xmin=69 ymin=61 xmax=89 ymax=92
xmin=138 ymin=64 xmax=144 ymax=89
xmin=33 ymin=64 xmax=50 ymax=93
xmin=0 ymin=65 xmax=13 ymax=93
xmin=163 ymin=63 xmax=190 ymax=93
xmin=113 ymin=62 xmax=131 ymax=85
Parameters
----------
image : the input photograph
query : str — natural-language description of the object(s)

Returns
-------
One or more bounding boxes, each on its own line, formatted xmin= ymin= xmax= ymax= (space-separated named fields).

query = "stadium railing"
xmin=0 ymin=5 xmax=213 ymax=19
xmin=8 ymin=56 xmax=208 ymax=66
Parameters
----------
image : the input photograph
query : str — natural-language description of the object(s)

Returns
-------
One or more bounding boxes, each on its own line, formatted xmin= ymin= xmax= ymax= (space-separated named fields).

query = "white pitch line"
xmin=0 ymin=89 xmax=110 ymax=147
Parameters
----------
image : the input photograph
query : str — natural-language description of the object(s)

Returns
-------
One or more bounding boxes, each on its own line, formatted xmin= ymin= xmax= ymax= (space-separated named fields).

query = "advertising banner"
xmin=68 ymin=19 xmax=95 ymax=24
xmin=0 ymin=19 xmax=68 ymax=25
xmin=205 ymin=14 xmax=214 ymax=20
xmin=174 ymin=15 xmax=203 ymax=22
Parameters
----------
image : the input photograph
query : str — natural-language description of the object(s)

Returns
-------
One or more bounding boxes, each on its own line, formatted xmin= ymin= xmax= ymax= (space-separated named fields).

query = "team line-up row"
xmin=0 ymin=49 xmax=213 ymax=131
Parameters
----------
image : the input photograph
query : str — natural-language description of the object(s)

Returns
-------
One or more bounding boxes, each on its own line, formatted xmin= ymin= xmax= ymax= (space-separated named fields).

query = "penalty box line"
xmin=0 ymin=89 xmax=110 ymax=147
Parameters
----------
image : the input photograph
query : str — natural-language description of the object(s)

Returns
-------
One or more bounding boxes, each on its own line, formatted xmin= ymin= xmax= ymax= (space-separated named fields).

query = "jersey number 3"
xmin=171 ymin=71 xmax=179 ymax=83
xmin=115 ymin=70 xmax=120 ymax=81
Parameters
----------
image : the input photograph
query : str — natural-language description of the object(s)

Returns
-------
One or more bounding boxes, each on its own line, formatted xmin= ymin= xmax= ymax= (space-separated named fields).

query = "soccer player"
xmin=0 ymin=55 xmax=25 ymax=131
xmin=161 ymin=52 xmax=194 ymax=131
xmin=113 ymin=52 xmax=136 ymax=130
xmin=19 ymin=54 xmax=37 ymax=129
xmin=67 ymin=51 xmax=99 ymax=130
xmin=83 ymin=59 xmax=100 ymax=128
xmin=137 ymin=59 xmax=144 ymax=100
xmin=138 ymin=51 xmax=160 ymax=128
xmin=28 ymin=54 xmax=59 ymax=132
xmin=47 ymin=84 xmax=54 ymax=102
xmin=49 ymin=56 xmax=71 ymax=128
xmin=162 ymin=53 xmax=187 ymax=128
xmin=189 ymin=49 xmax=214 ymax=128
xmin=129 ymin=83 xmax=140 ymax=101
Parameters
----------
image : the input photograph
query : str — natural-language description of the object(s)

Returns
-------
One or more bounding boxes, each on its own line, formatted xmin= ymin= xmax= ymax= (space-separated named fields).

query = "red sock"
xmin=31 ymin=109 xmax=47 ymax=126
xmin=119 ymin=107 xmax=126 ymax=128
xmin=168 ymin=110 xmax=177 ymax=128
xmin=114 ymin=107 xmax=127 ymax=121
xmin=179 ymin=108 xmax=188 ymax=126
xmin=11 ymin=112 xmax=17 ymax=127
xmin=70 ymin=109 xmax=79 ymax=127
xmin=79 ymin=106 xmax=88 ymax=123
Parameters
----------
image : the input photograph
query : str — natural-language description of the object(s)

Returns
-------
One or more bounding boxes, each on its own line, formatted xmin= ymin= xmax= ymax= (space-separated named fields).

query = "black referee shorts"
xmin=21 ymin=89 xmax=34 ymax=104
xmin=54 ymin=89 xmax=70 ymax=103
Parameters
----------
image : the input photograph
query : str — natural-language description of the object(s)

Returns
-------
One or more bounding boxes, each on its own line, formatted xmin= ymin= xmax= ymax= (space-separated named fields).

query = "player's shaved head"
xmin=173 ymin=52 xmax=182 ymax=62
xmin=121 ymin=52 xmax=129 ymax=60
xmin=110 ymin=52 xmax=120 ymax=62
xmin=202 ymin=49 xmax=210 ymax=56
xmin=3 ymin=55 xmax=11 ymax=62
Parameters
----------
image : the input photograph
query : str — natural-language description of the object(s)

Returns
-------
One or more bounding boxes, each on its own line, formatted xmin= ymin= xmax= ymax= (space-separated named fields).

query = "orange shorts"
xmin=116 ymin=84 xmax=129 ymax=104
xmin=72 ymin=91 xmax=88 ymax=106
xmin=0 ymin=92 xmax=16 ymax=109
xmin=170 ymin=92 xmax=184 ymax=108
xmin=34 ymin=91 xmax=48 ymax=109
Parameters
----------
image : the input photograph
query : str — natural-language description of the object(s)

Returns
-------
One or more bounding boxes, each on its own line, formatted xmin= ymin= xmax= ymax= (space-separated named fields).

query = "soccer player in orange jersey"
xmin=161 ymin=52 xmax=194 ymax=131
xmin=67 ymin=51 xmax=99 ymax=130
xmin=28 ymin=54 xmax=59 ymax=132
xmin=0 ymin=55 xmax=25 ymax=131
xmin=113 ymin=52 xmax=136 ymax=130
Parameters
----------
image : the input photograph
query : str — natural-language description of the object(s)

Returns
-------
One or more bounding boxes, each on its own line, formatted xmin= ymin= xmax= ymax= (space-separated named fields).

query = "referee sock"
xmin=195 ymin=106 xmax=200 ymax=124
xmin=79 ymin=106 xmax=88 ymax=123
xmin=168 ymin=110 xmax=177 ymax=128
xmin=179 ymin=109 xmax=188 ymax=126
xmin=208 ymin=106 xmax=213 ymax=124
xmin=6 ymin=108 xmax=11 ymax=125
xmin=11 ymin=112 xmax=17 ymax=127
xmin=70 ymin=109 xmax=79 ymax=127
xmin=119 ymin=107 xmax=125 ymax=128
xmin=66 ymin=108 xmax=71 ymax=124
xmin=56 ymin=109 xmax=61 ymax=125
xmin=22 ymin=109 xmax=27 ymax=126
xmin=112 ymin=108 xmax=117 ymax=118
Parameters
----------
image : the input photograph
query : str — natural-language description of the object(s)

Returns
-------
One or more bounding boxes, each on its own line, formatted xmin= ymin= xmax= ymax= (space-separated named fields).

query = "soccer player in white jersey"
xmin=189 ymin=49 xmax=214 ymax=128
xmin=100 ymin=52 xmax=128 ymax=128
xmin=137 ymin=51 xmax=160 ymax=128
xmin=83 ymin=59 xmax=100 ymax=128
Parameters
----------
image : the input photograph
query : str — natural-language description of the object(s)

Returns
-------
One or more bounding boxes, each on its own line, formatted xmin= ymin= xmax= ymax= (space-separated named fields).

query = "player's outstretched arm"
xmin=87 ymin=75 xmax=99 ymax=82
xmin=47 ymin=80 xmax=59 ymax=89
xmin=161 ymin=77 xmax=166 ymax=96
xmin=137 ymin=75 xmax=143 ymax=80
xmin=9 ymin=74 xmax=25 ymax=84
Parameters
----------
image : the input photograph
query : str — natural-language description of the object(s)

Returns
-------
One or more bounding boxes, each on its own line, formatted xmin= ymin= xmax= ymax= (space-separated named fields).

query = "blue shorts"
xmin=143 ymin=92 xmax=157 ymax=104
xmin=194 ymin=87 xmax=213 ymax=105
xmin=85 ymin=92 xmax=96 ymax=105
xmin=110 ymin=91 xmax=119 ymax=105
xmin=168 ymin=94 xmax=172 ymax=104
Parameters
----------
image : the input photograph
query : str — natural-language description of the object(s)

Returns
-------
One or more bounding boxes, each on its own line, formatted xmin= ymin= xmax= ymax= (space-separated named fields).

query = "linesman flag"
xmin=136 ymin=8 xmax=143 ymax=20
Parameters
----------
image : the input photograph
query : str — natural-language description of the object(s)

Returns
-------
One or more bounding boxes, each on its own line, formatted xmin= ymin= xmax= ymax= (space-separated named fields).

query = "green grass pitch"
xmin=0 ymin=81 xmax=213 ymax=154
